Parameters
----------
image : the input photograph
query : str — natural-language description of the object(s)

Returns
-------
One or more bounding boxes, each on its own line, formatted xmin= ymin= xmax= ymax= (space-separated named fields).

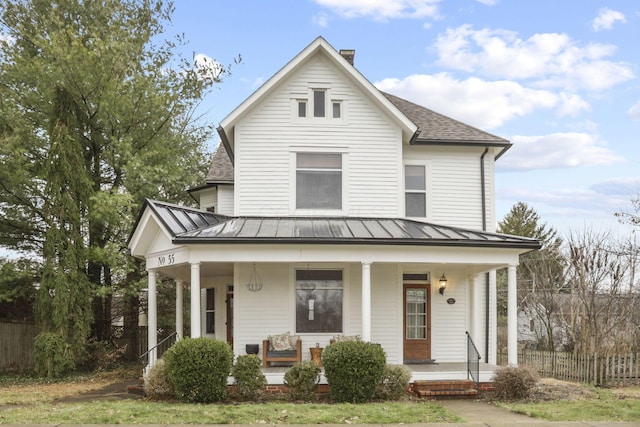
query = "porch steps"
xmin=412 ymin=380 xmax=477 ymax=400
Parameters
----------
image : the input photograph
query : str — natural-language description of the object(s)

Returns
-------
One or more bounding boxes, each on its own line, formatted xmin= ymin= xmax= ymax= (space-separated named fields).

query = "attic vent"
xmin=339 ymin=49 xmax=355 ymax=66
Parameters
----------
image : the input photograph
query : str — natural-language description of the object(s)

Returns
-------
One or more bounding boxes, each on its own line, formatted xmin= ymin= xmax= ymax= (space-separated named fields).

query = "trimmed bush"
xmin=284 ymin=360 xmax=321 ymax=401
xmin=492 ymin=365 xmax=539 ymax=401
xmin=144 ymin=359 xmax=174 ymax=400
xmin=231 ymin=354 xmax=267 ymax=401
xmin=323 ymin=340 xmax=386 ymax=403
xmin=163 ymin=337 xmax=233 ymax=403
xmin=34 ymin=332 xmax=74 ymax=378
xmin=375 ymin=364 xmax=411 ymax=400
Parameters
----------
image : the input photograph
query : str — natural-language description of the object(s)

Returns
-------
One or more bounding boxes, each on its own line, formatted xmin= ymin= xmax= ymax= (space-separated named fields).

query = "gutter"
xmin=480 ymin=146 xmax=490 ymax=362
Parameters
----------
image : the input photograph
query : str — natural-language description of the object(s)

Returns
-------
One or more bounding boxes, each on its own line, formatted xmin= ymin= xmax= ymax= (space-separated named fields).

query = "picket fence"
xmin=498 ymin=349 xmax=640 ymax=386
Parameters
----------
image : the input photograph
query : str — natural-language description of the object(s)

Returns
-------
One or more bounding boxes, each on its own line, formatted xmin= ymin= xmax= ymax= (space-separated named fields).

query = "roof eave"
xmin=173 ymin=236 xmax=541 ymax=250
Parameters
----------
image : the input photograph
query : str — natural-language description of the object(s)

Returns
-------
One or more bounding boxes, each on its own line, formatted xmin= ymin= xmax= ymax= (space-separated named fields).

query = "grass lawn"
xmin=498 ymin=386 xmax=640 ymax=422
xmin=0 ymin=400 xmax=459 ymax=424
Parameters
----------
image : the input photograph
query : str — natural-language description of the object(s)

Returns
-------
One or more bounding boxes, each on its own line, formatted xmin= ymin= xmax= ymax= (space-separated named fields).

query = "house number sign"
xmin=446 ymin=298 xmax=456 ymax=305
xmin=158 ymin=253 xmax=175 ymax=266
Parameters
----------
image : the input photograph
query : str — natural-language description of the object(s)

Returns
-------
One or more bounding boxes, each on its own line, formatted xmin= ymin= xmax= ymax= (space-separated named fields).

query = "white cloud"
xmin=0 ymin=32 xmax=15 ymax=45
xmin=592 ymin=8 xmax=626 ymax=31
xmin=313 ymin=12 xmax=329 ymax=27
xmin=628 ymin=101 xmax=640 ymax=121
xmin=498 ymin=133 xmax=623 ymax=171
xmin=375 ymin=73 xmax=587 ymax=129
xmin=433 ymin=24 xmax=634 ymax=91
xmin=314 ymin=0 xmax=441 ymax=21
xmin=475 ymin=0 xmax=497 ymax=5
xmin=253 ymin=77 xmax=265 ymax=88
xmin=590 ymin=177 xmax=640 ymax=196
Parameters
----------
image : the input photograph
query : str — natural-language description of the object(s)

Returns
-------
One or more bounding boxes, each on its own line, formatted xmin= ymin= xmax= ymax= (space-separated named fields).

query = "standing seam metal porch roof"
xmin=142 ymin=200 xmax=540 ymax=250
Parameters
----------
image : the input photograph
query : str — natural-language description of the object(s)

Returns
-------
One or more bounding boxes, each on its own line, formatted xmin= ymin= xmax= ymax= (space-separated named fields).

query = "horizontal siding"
xmin=198 ymin=188 xmax=217 ymax=211
xmin=217 ymin=186 xmax=234 ymax=216
xmin=404 ymin=146 xmax=495 ymax=230
xmin=371 ymin=264 xmax=400 ymax=363
xmin=235 ymin=52 xmax=401 ymax=217
xmin=431 ymin=272 xmax=468 ymax=362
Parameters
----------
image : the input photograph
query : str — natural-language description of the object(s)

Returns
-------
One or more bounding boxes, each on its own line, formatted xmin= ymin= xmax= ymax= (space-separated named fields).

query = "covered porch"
xmin=129 ymin=200 xmax=540 ymax=380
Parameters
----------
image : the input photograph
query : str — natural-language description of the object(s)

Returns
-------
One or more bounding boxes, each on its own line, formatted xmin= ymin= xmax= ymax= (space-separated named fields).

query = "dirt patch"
xmin=53 ymin=380 xmax=143 ymax=403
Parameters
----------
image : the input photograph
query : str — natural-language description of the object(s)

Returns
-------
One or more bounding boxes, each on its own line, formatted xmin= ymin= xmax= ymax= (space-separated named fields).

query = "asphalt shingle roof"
xmin=382 ymin=92 xmax=510 ymax=144
xmin=205 ymin=145 xmax=234 ymax=183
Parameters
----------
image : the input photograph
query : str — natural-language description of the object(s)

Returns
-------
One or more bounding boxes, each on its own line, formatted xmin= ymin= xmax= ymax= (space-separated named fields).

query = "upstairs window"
xmin=298 ymin=100 xmax=307 ymax=118
xmin=332 ymin=101 xmax=342 ymax=118
xmin=313 ymin=90 xmax=326 ymax=117
xmin=296 ymin=153 xmax=342 ymax=210
xmin=405 ymin=165 xmax=426 ymax=217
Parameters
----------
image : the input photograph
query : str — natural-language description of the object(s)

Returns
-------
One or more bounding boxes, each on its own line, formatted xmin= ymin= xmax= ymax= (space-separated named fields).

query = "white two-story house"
xmin=129 ymin=37 xmax=540 ymax=386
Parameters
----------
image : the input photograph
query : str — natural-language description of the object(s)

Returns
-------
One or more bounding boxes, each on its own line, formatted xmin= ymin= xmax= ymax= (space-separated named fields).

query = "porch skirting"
xmin=241 ymin=362 xmax=499 ymax=386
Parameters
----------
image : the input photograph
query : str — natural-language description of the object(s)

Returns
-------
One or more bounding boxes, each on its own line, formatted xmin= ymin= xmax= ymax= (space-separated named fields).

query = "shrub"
xmin=323 ymin=340 xmax=386 ymax=403
xmin=34 ymin=332 xmax=74 ymax=378
xmin=231 ymin=354 xmax=267 ymax=401
xmin=492 ymin=365 xmax=539 ymax=401
xmin=375 ymin=364 xmax=411 ymax=400
xmin=163 ymin=337 xmax=233 ymax=403
xmin=144 ymin=359 xmax=174 ymax=400
xmin=284 ymin=360 xmax=321 ymax=401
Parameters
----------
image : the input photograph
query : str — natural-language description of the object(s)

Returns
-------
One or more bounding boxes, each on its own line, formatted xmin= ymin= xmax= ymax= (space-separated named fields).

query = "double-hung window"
xmin=205 ymin=288 xmax=215 ymax=334
xmin=295 ymin=269 xmax=343 ymax=333
xmin=296 ymin=153 xmax=342 ymax=210
xmin=405 ymin=165 xmax=426 ymax=217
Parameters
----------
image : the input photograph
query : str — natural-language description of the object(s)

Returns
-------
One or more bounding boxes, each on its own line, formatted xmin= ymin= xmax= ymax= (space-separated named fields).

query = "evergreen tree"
xmin=0 ymin=0 xmax=234 ymax=367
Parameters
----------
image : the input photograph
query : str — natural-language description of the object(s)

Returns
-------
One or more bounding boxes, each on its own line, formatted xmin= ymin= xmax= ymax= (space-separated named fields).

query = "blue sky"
xmin=168 ymin=0 xmax=640 ymax=238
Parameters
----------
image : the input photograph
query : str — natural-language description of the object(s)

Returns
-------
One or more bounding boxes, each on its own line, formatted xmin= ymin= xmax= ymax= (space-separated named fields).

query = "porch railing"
xmin=466 ymin=331 xmax=481 ymax=389
xmin=139 ymin=331 xmax=177 ymax=368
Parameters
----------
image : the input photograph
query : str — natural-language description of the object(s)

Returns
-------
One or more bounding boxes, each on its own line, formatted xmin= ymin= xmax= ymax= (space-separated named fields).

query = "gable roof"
xmin=382 ymin=92 xmax=512 ymax=157
xmin=218 ymin=36 xmax=418 ymax=157
xmin=141 ymin=200 xmax=540 ymax=250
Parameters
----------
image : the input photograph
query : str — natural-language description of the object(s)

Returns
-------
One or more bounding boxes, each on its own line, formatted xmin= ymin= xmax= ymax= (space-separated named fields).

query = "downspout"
xmin=480 ymin=147 xmax=490 ymax=362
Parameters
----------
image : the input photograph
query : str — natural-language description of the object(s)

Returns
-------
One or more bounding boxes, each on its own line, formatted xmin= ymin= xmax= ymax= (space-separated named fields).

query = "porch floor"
xmin=261 ymin=362 xmax=499 ymax=385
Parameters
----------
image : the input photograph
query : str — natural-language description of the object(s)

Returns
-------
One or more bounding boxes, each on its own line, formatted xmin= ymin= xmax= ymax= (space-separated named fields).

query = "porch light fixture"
xmin=438 ymin=274 xmax=447 ymax=295
xmin=246 ymin=263 xmax=264 ymax=293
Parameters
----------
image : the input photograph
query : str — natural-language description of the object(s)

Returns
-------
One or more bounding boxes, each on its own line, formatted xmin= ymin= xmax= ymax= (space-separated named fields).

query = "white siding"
xmin=404 ymin=145 xmax=496 ymax=230
xmin=431 ymin=272 xmax=468 ymax=362
xmin=198 ymin=188 xmax=217 ymax=211
xmin=217 ymin=185 xmax=234 ymax=216
xmin=234 ymin=52 xmax=401 ymax=217
xmin=371 ymin=264 xmax=401 ymax=363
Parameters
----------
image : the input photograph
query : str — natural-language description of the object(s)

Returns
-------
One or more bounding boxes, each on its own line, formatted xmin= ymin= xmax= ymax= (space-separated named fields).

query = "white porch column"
xmin=190 ymin=263 xmax=201 ymax=338
xmin=507 ymin=264 xmax=518 ymax=366
xmin=361 ymin=262 xmax=372 ymax=342
xmin=147 ymin=269 xmax=158 ymax=368
xmin=175 ymin=280 xmax=183 ymax=341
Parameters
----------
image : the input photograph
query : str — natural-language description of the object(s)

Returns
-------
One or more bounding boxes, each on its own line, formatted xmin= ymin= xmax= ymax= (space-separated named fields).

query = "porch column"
xmin=147 ymin=269 xmax=158 ymax=368
xmin=190 ymin=262 xmax=201 ymax=338
xmin=175 ymin=280 xmax=183 ymax=341
xmin=361 ymin=262 xmax=371 ymax=342
xmin=507 ymin=264 xmax=518 ymax=366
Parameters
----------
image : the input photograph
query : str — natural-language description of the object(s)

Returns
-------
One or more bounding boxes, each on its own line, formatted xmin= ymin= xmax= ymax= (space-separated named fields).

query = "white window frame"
xmin=290 ymin=147 xmax=348 ymax=215
xmin=404 ymin=162 xmax=429 ymax=219
xmin=290 ymin=264 xmax=349 ymax=336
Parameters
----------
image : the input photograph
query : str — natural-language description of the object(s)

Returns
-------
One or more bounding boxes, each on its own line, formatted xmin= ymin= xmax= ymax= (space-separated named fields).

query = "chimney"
xmin=339 ymin=49 xmax=355 ymax=66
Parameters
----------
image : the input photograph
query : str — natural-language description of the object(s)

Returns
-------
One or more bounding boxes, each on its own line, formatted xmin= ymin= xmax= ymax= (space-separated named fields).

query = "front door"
xmin=403 ymin=281 xmax=431 ymax=363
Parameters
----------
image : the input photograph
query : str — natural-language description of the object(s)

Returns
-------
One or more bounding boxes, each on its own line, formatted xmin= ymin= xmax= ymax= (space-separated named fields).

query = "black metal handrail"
xmin=140 ymin=331 xmax=177 ymax=366
xmin=466 ymin=331 xmax=481 ymax=390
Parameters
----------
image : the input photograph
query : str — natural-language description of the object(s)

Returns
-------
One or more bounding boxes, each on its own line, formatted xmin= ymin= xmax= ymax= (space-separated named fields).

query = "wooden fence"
xmin=0 ymin=321 xmax=39 ymax=371
xmin=498 ymin=349 xmax=640 ymax=386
